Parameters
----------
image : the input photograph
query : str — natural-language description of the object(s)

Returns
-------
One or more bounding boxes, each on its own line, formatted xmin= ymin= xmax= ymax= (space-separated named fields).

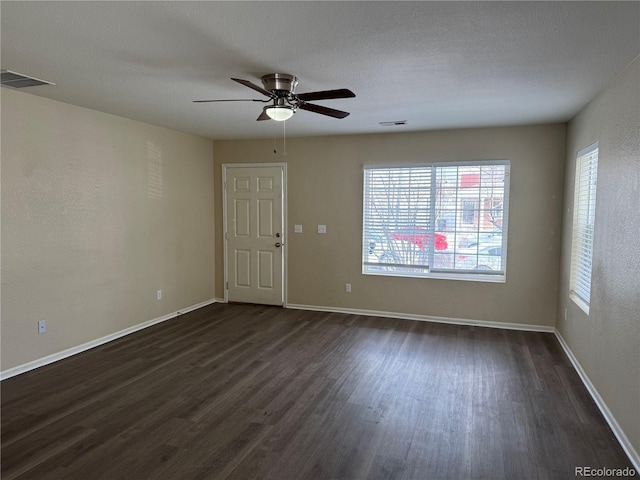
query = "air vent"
xmin=1 ymin=70 xmax=55 ymax=88
xmin=379 ymin=120 xmax=407 ymax=127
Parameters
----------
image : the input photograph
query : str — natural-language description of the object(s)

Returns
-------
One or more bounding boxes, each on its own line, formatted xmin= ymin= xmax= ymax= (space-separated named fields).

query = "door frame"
xmin=222 ymin=162 xmax=287 ymax=306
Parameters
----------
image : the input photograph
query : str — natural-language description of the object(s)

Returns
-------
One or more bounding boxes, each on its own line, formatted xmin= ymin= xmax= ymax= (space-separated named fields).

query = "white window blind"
xmin=570 ymin=143 xmax=598 ymax=312
xmin=363 ymin=161 xmax=509 ymax=281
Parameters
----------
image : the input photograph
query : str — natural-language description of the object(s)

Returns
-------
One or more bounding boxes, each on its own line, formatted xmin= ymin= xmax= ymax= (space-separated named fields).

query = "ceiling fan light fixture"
xmin=265 ymin=105 xmax=294 ymax=121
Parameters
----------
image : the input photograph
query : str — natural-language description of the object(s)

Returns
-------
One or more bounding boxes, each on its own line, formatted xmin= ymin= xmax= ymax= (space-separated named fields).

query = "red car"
xmin=391 ymin=227 xmax=448 ymax=251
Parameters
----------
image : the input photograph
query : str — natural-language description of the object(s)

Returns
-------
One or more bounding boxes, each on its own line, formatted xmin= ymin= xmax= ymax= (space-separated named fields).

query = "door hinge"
xmin=226 ymin=281 xmax=229 ymax=290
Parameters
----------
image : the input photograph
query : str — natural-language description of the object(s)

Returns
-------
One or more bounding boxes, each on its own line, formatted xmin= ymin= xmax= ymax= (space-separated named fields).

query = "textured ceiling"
xmin=1 ymin=1 xmax=638 ymax=140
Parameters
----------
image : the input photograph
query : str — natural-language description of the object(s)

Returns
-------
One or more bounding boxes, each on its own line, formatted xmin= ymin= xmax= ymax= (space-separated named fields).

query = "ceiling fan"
xmin=194 ymin=73 xmax=355 ymax=121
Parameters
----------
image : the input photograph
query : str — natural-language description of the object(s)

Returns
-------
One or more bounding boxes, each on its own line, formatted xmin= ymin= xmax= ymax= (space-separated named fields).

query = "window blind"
xmin=363 ymin=161 xmax=509 ymax=281
xmin=570 ymin=143 xmax=599 ymax=310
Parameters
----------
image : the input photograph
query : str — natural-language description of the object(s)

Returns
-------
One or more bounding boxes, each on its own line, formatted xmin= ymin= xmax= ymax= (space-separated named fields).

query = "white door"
xmin=224 ymin=165 xmax=285 ymax=306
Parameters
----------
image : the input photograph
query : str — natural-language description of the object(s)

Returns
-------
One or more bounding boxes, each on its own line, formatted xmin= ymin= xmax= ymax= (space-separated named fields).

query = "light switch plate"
xmin=294 ymin=224 xmax=303 ymax=233
xmin=318 ymin=225 xmax=327 ymax=234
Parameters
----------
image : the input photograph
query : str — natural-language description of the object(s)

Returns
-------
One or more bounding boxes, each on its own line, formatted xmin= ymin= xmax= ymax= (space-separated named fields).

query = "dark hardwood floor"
xmin=1 ymin=303 xmax=634 ymax=479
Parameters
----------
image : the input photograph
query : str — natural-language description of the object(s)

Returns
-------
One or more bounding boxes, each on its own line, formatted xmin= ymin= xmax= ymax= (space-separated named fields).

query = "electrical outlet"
xmin=157 ymin=290 xmax=162 ymax=300
xmin=38 ymin=320 xmax=46 ymax=334
xmin=345 ymin=283 xmax=351 ymax=293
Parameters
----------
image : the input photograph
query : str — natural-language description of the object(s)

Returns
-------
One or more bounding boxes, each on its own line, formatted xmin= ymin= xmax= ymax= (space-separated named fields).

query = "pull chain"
xmin=283 ymin=119 xmax=287 ymax=156
xmin=272 ymin=119 xmax=287 ymax=156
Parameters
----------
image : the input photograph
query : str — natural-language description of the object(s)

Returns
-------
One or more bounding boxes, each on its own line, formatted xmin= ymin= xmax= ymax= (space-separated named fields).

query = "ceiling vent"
xmin=379 ymin=120 xmax=407 ymax=127
xmin=1 ymin=70 xmax=55 ymax=88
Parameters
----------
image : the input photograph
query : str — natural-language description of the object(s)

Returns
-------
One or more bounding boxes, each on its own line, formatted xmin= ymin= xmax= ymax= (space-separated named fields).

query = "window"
xmin=363 ymin=161 xmax=510 ymax=281
xmin=462 ymin=201 xmax=476 ymax=224
xmin=570 ymin=143 xmax=598 ymax=313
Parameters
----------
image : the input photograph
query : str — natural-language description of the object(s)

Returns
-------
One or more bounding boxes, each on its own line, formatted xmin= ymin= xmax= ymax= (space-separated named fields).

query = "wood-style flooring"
xmin=1 ymin=303 xmax=634 ymax=479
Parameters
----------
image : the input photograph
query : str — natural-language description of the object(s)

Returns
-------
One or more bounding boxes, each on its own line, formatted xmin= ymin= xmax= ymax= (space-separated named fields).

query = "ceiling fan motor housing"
xmin=261 ymin=73 xmax=298 ymax=97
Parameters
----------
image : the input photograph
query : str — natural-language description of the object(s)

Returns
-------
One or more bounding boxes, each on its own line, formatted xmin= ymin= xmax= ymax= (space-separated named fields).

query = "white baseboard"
xmin=0 ymin=298 xmax=217 ymax=381
xmin=286 ymin=303 xmax=555 ymax=332
xmin=287 ymin=303 xmax=637 ymax=469
xmin=554 ymin=330 xmax=640 ymax=472
xmin=5 ymin=299 xmax=635 ymax=471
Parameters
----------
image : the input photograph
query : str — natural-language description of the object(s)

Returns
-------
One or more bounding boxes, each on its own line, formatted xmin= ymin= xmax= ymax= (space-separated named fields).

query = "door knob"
xmin=276 ymin=233 xmax=281 ymax=238
xmin=275 ymin=242 xmax=281 ymax=248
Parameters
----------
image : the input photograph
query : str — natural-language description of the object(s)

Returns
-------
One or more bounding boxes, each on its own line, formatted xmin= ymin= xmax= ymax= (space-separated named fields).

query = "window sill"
xmin=363 ymin=269 xmax=506 ymax=283
xmin=569 ymin=292 xmax=590 ymax=315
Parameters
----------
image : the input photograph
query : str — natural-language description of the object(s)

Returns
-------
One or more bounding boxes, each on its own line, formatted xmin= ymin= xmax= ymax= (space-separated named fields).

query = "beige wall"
xmin=214 ymin=124 xmax=566 ymax=327
xmin=558 ymin=57 xmax=640 ymax=455
xmin=1 ymin=89 xmax=215 ymax=371
xmin=3 ymin=62 xmax=635 ymax=459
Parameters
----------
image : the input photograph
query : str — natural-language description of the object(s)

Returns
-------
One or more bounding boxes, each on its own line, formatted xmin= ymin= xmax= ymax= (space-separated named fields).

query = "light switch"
xmin=294 ymin=224 xmax=303 ymax=233
xmin=317 ymin=225 xmax=327 ymax=234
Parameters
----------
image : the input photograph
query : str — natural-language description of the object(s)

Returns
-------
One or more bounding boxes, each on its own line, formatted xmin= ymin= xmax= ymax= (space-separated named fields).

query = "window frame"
xmin=362 ymin=160 xmax=510 ymax=283
xmin=569 ymin=142 xmax=599 ymax=314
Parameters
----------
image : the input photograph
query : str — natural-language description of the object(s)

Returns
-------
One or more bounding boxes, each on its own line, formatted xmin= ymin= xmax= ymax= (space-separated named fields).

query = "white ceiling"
xmin=2 ymin=1 xmax=638 ymax=140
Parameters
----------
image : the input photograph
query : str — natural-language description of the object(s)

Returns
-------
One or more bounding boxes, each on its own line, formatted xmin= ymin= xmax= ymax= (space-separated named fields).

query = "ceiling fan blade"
xmin=231 ymin=78 xmax=273 ymax=98
xmin=298 ymin=102 xmax=350 ymax=119
xmin=296 ymin=88 xmax=356 ymax=102
xmin=193 ymin=99 xmax=267 ymax=103
xmin=256 ymin=110 xmax=270 ymax=121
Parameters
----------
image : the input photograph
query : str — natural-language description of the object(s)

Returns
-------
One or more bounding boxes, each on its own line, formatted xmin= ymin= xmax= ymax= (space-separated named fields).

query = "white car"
xmin=457 ymin=229 xmax=502 ymax=248
xmin=454 ymin=243 xmax=503 ymax=271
